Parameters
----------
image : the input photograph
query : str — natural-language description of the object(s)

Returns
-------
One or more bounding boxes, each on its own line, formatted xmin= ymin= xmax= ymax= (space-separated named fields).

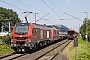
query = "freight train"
xmin=11 ymin=23 xmax=68 ymax=52
xmin=67 ymin=30 xmax=78 ymax=40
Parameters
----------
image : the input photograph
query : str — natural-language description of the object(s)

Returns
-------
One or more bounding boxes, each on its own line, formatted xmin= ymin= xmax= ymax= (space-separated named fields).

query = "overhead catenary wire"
xmin=36 ymin=13 xmax=49 ymax=22
xmin=15 ymin=0 xmax=48 ymax=14
xmin=0 ymin=0 xmax=48 ymax=23
xmin=49 ymin=0 xmax=63 ymax=13
xmin=49 ymin=15 xmax=58 ymax=24
xmin=42 ymin=0 xmax=61 ymax=19
xmin=64 ymin=12 xmax=83 ymax=21
xmin=60 ymin=18 xmax=75 ymax=20
xmin=49 ymin=0 xmax=67 ymax=18
xmin=49 ymin=0 xmax=83 ymax=21
xmin=0 ymin=0 xmax=58 ymax=25
xmin=42 ymin=0 xmax=69 ymax=25
xmin=0 ymin=0 xmax=25 ymax=11
xmin=49 ymin=0 xmax=83 ymax=31
xmin=16 ymin=0 xmax=58 ymax=23
xmin=16 ymin=0 xmax=54 ymax=23
xmin=48 ymin=0 xmax=68 ymax=25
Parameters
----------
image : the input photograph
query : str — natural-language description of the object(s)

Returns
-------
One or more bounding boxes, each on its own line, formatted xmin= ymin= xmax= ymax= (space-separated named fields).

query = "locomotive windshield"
xmin=15 ymin=25 xmax=28 ymax=34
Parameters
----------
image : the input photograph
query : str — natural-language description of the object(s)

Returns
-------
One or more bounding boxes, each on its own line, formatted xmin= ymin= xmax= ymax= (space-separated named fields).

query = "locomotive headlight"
xmin=29 ymin=40 xmax=31 ymax=42
xmin=11 ymin=40 xmax=12 ymax=42
xmin=29 ymin=44 xmax=30 ymax=46
xmin=14 ymin=44 xmax=16 ymax=46
xmin=11 ymin=43 xmax=16 ymax=46
xmin=25 ymin=44 xmax=27 ymax=46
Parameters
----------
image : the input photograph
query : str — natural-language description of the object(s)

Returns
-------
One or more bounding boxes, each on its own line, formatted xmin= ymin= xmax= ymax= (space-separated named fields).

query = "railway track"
xmin=0 ymin=52 xmax=15 ymax=59
xmin=36 ymin=39 xmax=71 ymax=60
xmin=0 ymin=52 xmax=26 ymax=60
xmin=0 ymin=39 xmax=72 ymax=60
xmin=15 ymin=39 xmax=72 ymax=60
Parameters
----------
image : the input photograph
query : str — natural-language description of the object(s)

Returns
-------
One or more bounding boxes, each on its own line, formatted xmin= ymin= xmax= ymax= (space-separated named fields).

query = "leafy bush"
xmin=0 ymin=44 xmax=13 ymax=56
xmin=0 ymin=35 xmax=11 ymax=44
xmin=70 ymin=36 xmax=90 ymax=60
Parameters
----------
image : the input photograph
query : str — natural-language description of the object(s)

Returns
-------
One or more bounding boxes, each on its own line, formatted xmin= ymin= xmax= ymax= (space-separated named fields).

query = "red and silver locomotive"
xmin=11 ymin=23 xmax=61 ymax=52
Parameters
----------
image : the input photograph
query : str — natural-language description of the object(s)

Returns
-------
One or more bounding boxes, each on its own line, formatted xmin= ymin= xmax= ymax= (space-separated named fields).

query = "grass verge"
xmin=70 ymin=36 xmax=90 ymax=60
xmin=0 ymin=44 xmax=14 ymax=56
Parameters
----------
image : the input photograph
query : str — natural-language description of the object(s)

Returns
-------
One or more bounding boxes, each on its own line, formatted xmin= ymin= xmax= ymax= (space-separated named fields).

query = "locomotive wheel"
xmin=12 ymin=47 xmax=17 ymax=51
xmin=44 ymin=41 xmax=47 ymax=46
xmin=34 ymin=43 xmax=37 ymax=50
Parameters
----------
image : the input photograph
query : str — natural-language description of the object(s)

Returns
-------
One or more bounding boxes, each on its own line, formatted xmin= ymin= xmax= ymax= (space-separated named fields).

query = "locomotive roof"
xmin=15 ymin=23 xmax=50 ymax=30
xmin=32 ymin=23 xmax=50 ymax=30
xmin=16 ymin=23 xmax=30 ymax=26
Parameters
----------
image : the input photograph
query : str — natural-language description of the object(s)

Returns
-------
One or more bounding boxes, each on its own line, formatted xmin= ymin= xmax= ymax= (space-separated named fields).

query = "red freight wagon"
xmin=67 ymin=30 xmax=75 ymax=40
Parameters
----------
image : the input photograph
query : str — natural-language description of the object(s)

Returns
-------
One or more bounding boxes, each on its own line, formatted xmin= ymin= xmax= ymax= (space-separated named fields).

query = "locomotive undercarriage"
xmin=11 ymin=40 xmax=53 ymax=52
xmin=11 ymin=42 xmax=31 ymax=52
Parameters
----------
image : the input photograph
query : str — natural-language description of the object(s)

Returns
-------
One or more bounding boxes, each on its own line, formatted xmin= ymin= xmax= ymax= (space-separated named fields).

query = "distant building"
xmin=0 ymin=32 xmax=8 ymax=36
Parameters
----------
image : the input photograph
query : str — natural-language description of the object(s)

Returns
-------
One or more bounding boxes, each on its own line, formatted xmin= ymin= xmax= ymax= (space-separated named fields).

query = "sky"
xmin=0 ymin=0 xmax=90 ymax=32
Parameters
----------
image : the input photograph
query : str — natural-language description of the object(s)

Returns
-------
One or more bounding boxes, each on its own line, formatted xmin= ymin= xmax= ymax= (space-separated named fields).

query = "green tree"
xmin=0 ymin=7 xmax=22 ymax=31
xmin=0 ymin=7 xmax=21 ymax=25
xmin=80 ymin=18 xmax=90 ymax=42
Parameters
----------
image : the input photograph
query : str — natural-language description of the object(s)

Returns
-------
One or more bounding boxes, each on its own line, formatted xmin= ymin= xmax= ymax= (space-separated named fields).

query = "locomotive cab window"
xmin=15 ymin=25 xmax=29 ymax=34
